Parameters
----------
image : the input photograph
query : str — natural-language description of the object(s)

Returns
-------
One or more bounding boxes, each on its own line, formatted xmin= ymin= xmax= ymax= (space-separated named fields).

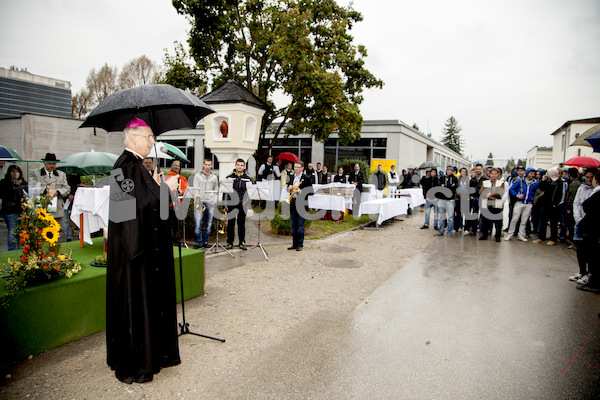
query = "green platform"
xmin=0 ymin=238 xmax=205 ymax=365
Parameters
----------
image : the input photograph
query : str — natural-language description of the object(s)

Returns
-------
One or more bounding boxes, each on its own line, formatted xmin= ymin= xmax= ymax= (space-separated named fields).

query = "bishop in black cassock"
xmin=106 ymin=117 xmax=181 ymax=384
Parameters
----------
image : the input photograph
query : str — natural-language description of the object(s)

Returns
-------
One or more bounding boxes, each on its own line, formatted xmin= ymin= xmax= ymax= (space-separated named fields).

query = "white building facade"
xmin=526 ymin=146 xmax=553 ymax=170
xmin=550 ymin=117 xmax=600 ymax=166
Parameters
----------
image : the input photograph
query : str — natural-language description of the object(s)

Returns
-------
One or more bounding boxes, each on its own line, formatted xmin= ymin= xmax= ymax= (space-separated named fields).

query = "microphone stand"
xmin=176 ymin=216 xmax=225 ymax=342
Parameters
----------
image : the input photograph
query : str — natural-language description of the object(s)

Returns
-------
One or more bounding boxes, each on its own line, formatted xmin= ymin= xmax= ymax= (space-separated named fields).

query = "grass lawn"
xmin=255 ymin=205 xmax=371 ymax=240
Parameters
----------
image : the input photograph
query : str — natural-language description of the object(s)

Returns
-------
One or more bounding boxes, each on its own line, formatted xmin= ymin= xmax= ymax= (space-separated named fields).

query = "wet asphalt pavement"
xmin=217 ymin=233 xmax=600 ymax=399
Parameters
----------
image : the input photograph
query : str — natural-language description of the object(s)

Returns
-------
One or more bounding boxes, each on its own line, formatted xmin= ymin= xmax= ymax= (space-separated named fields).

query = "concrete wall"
xmin=397 ymin=134 xmax=428 ymax=170
xmin=0 ymin=113 xmax=124 ymax=175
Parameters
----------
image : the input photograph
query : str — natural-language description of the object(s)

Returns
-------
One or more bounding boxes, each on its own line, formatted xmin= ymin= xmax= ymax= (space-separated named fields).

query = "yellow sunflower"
xmin=36 ymin=208 xmax=52 ymax=221
xmin=41 ymin=225 xmax=60 ymax=245
xmin=48 ymin=216 xmax=60 ymax=230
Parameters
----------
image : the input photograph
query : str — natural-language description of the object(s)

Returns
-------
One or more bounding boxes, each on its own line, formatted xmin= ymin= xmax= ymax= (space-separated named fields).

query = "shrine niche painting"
xmin=220 ymin=121 xmax=228 ymax=138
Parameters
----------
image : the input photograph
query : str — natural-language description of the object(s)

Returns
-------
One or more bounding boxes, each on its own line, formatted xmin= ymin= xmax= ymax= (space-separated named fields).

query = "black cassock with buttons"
xmin=106 ymin=150 xmax=180 ymax=382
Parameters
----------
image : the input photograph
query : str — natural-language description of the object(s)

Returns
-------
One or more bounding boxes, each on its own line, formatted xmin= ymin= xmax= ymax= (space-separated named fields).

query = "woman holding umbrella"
xmin=0 ymin=165 xmax=28 ymax=250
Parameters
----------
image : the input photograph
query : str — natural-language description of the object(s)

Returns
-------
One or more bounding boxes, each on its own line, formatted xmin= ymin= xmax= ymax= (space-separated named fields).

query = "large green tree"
xmin=158 ymin=42 xmax=206 ymax=96
xmin=440 ymin=116 xmax=464 ymax=155
xmin=169 ymin=0 xmax=383 ymax=157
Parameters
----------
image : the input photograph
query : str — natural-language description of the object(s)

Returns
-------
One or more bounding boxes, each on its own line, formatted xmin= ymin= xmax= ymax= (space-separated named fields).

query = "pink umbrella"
xmin=564 ymin=156 xmax=600 ymax=167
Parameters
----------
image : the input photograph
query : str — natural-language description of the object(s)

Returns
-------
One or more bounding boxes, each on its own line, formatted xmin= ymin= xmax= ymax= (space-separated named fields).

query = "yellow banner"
xmin=370 ymin=159 xmax=397 ymax=172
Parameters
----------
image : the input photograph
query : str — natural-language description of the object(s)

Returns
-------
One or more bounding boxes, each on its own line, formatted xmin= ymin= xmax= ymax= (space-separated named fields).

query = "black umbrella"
xmin=80 ymin=84 xmax=215 ymax=135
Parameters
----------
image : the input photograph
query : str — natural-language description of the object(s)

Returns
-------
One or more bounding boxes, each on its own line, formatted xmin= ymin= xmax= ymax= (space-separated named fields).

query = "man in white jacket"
xmin=387 ymin=165 xmax=400 ymax=198
xmin=569 ymin=167 xmax=596 ymax=284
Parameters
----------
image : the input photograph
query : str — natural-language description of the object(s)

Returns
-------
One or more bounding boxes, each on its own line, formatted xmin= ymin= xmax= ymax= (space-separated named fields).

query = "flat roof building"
xmin=0 ymin=68 xmax=72 ymax=119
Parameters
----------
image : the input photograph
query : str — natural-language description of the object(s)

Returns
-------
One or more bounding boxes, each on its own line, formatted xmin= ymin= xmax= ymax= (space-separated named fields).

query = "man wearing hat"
xmin=29 ymin=153 xmax=71 ymax=224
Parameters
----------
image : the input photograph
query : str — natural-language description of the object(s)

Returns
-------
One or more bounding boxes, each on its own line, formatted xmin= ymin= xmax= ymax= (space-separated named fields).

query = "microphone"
xmin=160 ymin=145 xmax=189 ymax=164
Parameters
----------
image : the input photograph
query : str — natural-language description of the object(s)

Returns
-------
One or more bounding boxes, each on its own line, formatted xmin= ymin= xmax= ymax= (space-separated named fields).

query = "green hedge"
xmin=334 ymin=159 xmax=370 ymax=177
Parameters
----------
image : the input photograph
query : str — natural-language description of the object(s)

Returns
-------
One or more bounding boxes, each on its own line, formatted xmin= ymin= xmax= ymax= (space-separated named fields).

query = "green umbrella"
xmin=57 ymin=150 xmax=119 ymax=176
xmin=419 ymin=161 xmax=440 ymax=169
xmin=151 ymin=142 xmax=189 ymax=162
xmin=0 ymin=145 xmax=23 ymax=161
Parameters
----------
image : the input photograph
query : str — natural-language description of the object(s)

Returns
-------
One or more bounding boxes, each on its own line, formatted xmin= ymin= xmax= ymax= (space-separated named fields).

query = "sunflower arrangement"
xmin=1 ymin=196 xmax=83 ymax=308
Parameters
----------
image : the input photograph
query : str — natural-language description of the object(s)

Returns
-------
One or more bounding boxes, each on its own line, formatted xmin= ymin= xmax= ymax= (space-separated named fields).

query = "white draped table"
xmin=358 ymin=198 xmax=409 ymax=226
xmin=70 ymin=186 xmax=110 ymax=245
xmin=308 ymin=195 xmax=349 ymax=213
xmin=398 ymin=188 xmax=426 ymax=208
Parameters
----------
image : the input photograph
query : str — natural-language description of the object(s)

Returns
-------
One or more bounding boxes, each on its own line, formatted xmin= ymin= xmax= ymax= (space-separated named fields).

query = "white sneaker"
xmin=569 ymin=273 xmax=583 ymax=281
xmin=504 ymin=235 xmax=512 ymax=241
xmin=577 ymin=275 xmax=591 ymax=285
xmin=517 ymin=236 xmax=528 ymax=242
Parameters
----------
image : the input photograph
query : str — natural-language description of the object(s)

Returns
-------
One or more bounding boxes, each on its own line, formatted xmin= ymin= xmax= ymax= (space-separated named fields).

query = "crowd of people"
xmin=417 ymin=163 xmax=599 ymax=292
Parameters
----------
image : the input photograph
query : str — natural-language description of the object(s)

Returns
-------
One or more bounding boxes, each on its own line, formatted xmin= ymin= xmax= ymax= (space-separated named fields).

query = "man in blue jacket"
xmin=505 ymin=167 xmax=538 ymax=241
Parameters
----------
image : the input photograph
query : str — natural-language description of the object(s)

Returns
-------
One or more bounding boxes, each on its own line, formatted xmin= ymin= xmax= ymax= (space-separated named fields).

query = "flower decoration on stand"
xmin=1 ymin=196 xmax=83 ymax=308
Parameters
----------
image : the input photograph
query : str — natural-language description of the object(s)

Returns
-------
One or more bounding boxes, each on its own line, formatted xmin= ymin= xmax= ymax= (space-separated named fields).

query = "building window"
xmin=260 ymin=137 xmax=312 ymax=167
xmin=323 ymin=138 xmax=386 ymax=169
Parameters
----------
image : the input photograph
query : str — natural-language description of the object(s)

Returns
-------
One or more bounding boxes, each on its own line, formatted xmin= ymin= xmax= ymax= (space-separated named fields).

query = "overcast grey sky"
xmin=1 ymin=0 xmax=599 ymax=162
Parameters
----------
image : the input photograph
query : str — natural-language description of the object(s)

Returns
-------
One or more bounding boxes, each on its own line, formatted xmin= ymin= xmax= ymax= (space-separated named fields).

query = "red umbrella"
xmin=564 ymin=156 xmax=600 ymax=167
xmin=275 ymin=152 xmax=299 ymax=163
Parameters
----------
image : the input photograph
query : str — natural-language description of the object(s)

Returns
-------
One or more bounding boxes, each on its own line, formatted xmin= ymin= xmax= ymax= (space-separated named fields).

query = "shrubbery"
xmin=334 ymin=158 xmax=370 ymax=177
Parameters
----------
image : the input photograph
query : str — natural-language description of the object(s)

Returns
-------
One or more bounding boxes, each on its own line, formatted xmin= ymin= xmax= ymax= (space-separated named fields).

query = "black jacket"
xmin=372 ymin=171 xmax=387 ymax=190
xmin=538 ymin=178 xmax=568 ymax=208
xmin=319 ymin=172 xmax=331 ymax=184
xmin=225 ymin=172 xmax=252 ymax=205
xmin=470 ymin=175 xmax=487 ymax=198
xmin=578 ymin=189 xmax=600 ymax=239
xmin=421 ymin=175 xmax=440 ymax=199
xmin=0 ymin=178 xmax=28 ymax=215
xmin=348 ymin=170 xmax=365 ymax=192
xmin=259 ymin=162 xmax=273 ymax=181
xmin=438 ymin=174 xmax=458 ymax=200
xmin=287 ymin=173 xmax=313 ymax=201
xmin=305 ymin=168 xmax=317 ymax=184
xmin=333 ymin=174 xmax=347 ymax=183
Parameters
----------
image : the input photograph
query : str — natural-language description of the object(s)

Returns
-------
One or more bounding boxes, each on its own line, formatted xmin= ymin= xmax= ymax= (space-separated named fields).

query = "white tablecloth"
xmin=70 ymin=186 xmax=110 ymax=245
xmin=308 ymin=195 xmax=350 ymax=213
xmin=361 ymin=184 xmax=377 ymax=203
xmin=398 ymin=188 xmax=426 ymax=208
xmin=358 ymin=198 xmax=409 ymax=226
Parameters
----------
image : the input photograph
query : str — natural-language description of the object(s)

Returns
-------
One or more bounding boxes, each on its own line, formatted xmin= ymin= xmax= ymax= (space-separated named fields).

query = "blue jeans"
xmin=3 ymin=213 xmax=20 ymax=251
xmin=424 ymin=199 xmax=438 ymax=227
xmin=62 ymin=206 xmax=73 ymax=241
xmin=194 ymin=203 xmax=214 ymax=245
xmin=290 ymin=200 xmax=305 ymax=248
xmin=437 ymin=199 xmax=455 ymax=234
